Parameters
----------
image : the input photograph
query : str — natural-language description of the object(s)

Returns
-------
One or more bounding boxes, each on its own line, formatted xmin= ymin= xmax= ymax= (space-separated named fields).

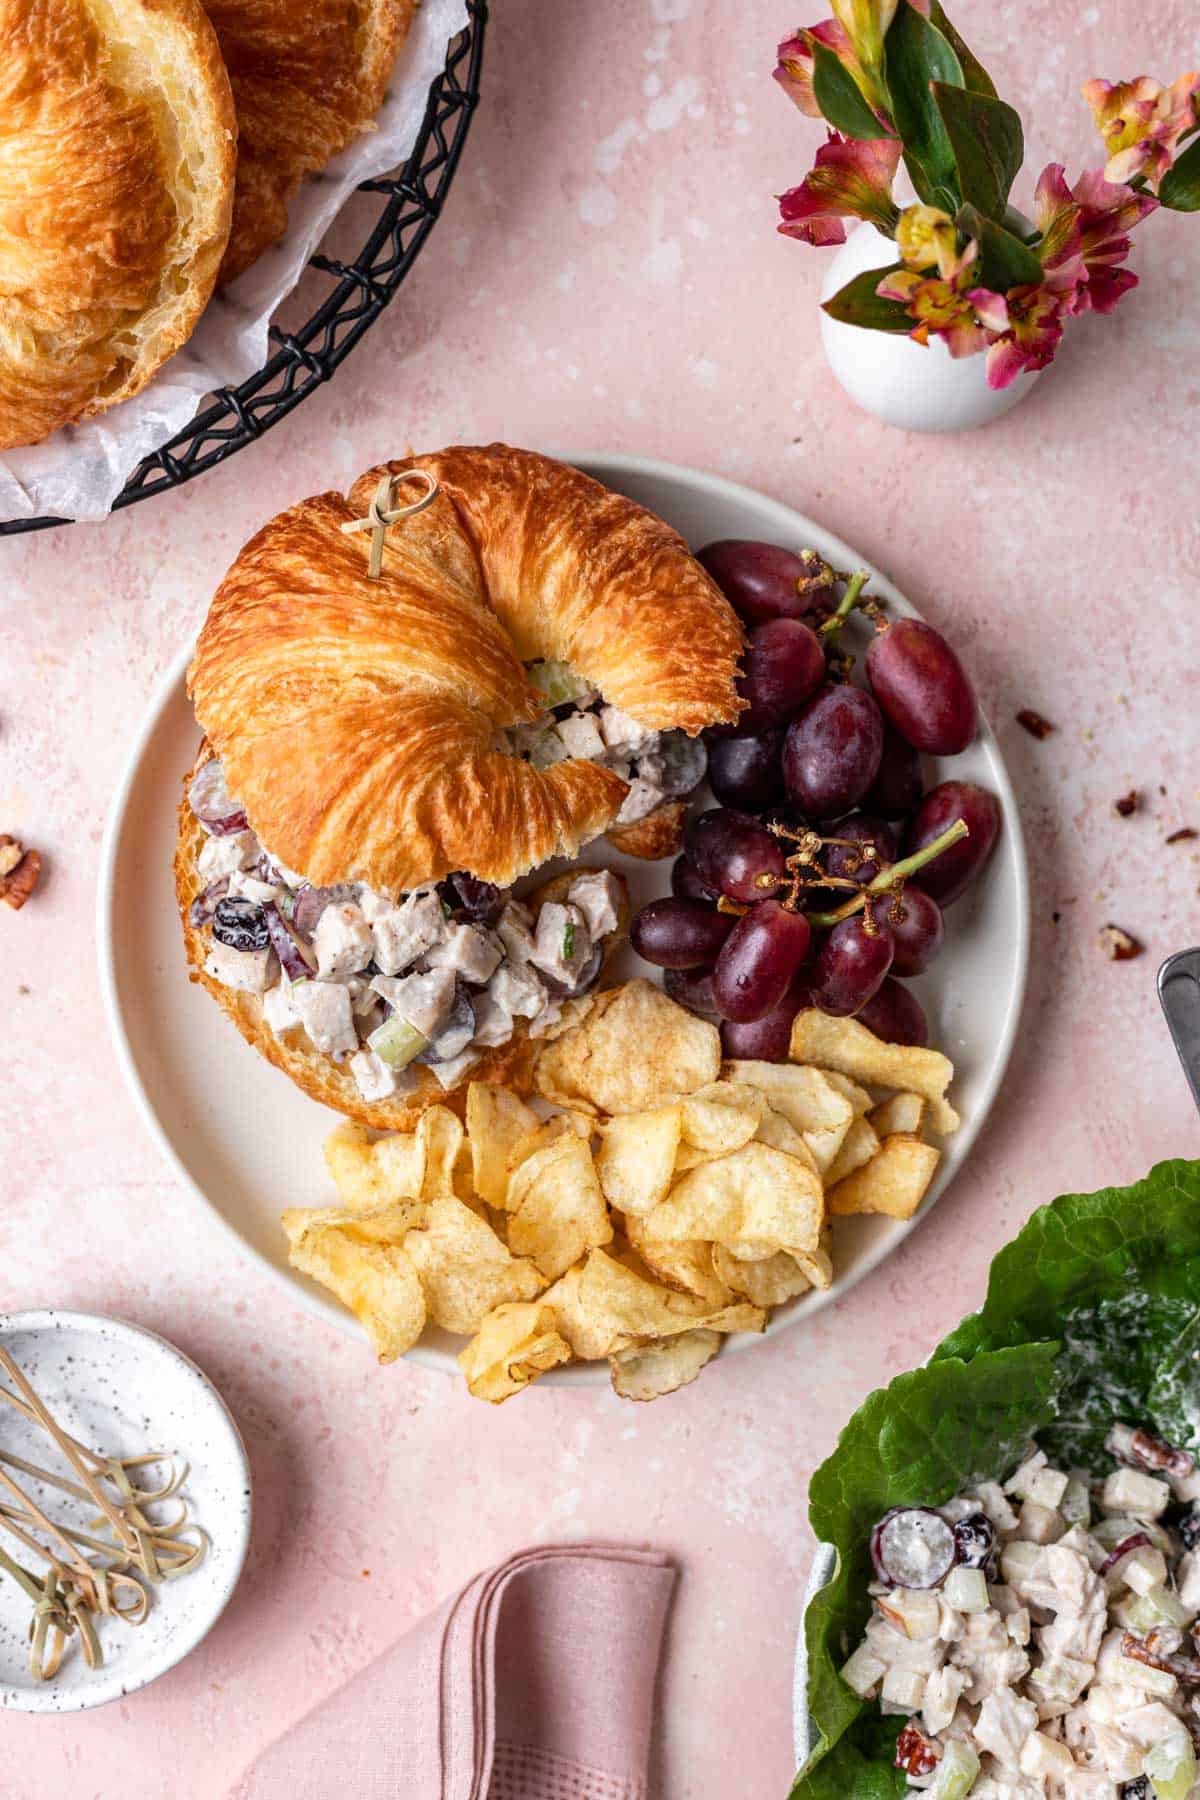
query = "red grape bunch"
xmin=629 ymin=540 xmax=1002 ymax=1062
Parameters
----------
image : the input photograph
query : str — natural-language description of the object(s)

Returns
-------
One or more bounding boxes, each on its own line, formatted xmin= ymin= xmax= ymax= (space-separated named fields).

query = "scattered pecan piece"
xmin=0 ymin=837 xmax=40 ymax=911
xmin=1016 ymin=708 xmax=1056 ymax=739
xmin=1114 ymin=791 xmax=1139 ymax=817
xmin=1167 ymin=827 xmax=1198 ymax=844
xmin=894 ymin=1721 xmax=939 ymax=1777
xmin=1123 ymin=1630 xmax=1200 ymax=1684
xmin=1100 ymin=924 xmax=1142 ymax=961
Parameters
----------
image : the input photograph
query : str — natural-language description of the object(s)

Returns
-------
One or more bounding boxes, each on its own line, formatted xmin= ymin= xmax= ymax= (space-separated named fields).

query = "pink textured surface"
xmin=2 ymin=3 xmax=1199 ymax=1794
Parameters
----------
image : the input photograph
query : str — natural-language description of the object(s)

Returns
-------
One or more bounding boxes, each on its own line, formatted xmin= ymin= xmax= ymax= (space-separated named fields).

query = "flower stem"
xmin=818 ymin=570 xmax=871 ymax=640
xmin=805 ymin=818 xmax=969 ymax=928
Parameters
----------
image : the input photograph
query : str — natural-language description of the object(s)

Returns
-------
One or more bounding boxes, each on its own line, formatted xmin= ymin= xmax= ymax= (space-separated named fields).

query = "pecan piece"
xmin=0 ymin=837 xmax=40 ymax=911
xmin=1016 ymin=708 xmax=1056 ymax=739
xmin=894 ymin=1720 xmax=939 ymax=1777
xmin=1166 ymin=827 xmax=1198 ymax=844
xmin=1114 ymin=791 xmax=1139 ymax=817
xmin=1100 ymin=924 xmax=1142 ymax=961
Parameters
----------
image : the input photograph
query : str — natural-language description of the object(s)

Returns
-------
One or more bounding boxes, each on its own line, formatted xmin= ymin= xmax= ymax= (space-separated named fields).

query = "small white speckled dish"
xmin=0 ymin=1311 xmax=251 ymax=1713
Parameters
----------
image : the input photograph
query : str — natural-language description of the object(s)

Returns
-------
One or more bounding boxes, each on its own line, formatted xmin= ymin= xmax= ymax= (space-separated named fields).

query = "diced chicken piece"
xmin=1058 ymin=1772 xmax=1119 ymax=1800
xmin=470 ymin=989 xmax=515 ymax=1049
xmin=555 ymin=711 xmax=606 ymax=761
xmin=970 ymin=1780 xmax=1044 ymax=1800
xmin=349 ymin=1049 xmax=399 ymax=1102
xmin=1121 ymin=1700 xmax=1189 ymax=1749
xmin=1170 ymin=1467 xmax=1200 ymax=1504
xmin=567 ymin=869 xmax=622 ymax=941
xmin=345 ymin=977 xmax=383 ymax=1018
xmin=1028 ymin=1466 xmax=1070 ymax=1510
xmin=615 ymin=776 xmax=661 ymax=825
xmin=227 ymin=871 xmax=283 ymax=906
xmin=496 ymin=901 xmax=536 ymax=964
xmin=423 ymin=922 xmax=503 ymax=984
xmin=371 ymin=969 xmax=456 ymax=1041
xmin=489 ymin=961 xmax=547 ymax=1021
xmin=204 ymin=940 xmax=277 ymax=994
xmin=313 ymin=902 xmax=374 ymax=981
xmin=198 ymin=829 xmax=259 ymax=881
xmin=972 ymin=1481 xmax=1020 ymax=1533
xmin=599 ymin=705 xmax=657 ymax=758
xmin=1121 ymin=1544 xmax=1168 ymax=1596
xmin=1005 ymin=1451 xmax=1049 ymax=1500
xmin=1039 ymin=1547 xmax=1107 ymax=1664
xmin=879 ymin=1666 xmax=925 ymax=1714
xmin=1017 ymin=1500 xmax=1065 ymax=1545
xmin=1100 ymin=1468 xmax=1171 ymax=1519
xmin=427 ymin=1046 xmax=482 ymax=1090
xmin=865 ymin=1614 xmax=944 ymax=1675
xmin=975 ymin=1688 xmax=1039 ymax=1772
xmin=369 ymin=889 xmax=446 ymax=975
xmin=528 ymin=993 xmax=565 ymax=1040
xmin=839 ymin=1644 xmax=885 ymax=1698
xmin=293 ymin=980 xmax=357 ymax=1057
xmin=262 ymin=981 xmax=302 ymax=1036
xmin=1019 ymin=1728 xmax=1075 ymax=1781
xmin=922 ymin=1665 xmax=966 ymax=1736
xmin=529 ymin=902 xmax=592 ymax=986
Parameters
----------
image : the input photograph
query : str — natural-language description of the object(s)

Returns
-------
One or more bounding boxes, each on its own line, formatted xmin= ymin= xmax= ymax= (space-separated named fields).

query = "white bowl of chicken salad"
xmin=792 ymin=1158 xmax=1200 ymax=1800
xmin=98 ymin=454 xmax=1029 ymax=1379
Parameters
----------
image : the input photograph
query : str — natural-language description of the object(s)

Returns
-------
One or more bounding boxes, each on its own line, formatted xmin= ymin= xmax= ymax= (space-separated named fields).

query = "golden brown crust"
xmin=0 ymin=0 xmax=237 ymax=450
xmin=607 ymin=800 xmax=689 ymax=861
xmin=189 ymin=448 xmax=743 ymax=894
xmin=176 ymin=742 xmax=631 ymax=1129
xmin=203 ymin=0 xmax=415 ymax=284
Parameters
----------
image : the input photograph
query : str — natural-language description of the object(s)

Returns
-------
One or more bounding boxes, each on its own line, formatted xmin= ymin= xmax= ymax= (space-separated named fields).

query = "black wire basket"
xmin=1 ymin=0 xmax=487 ymax=538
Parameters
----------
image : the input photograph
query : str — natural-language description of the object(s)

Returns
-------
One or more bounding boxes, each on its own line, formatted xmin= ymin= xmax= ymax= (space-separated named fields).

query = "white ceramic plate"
xmin=97 ymin=454 xmax=1029 ymax=1382
xmin=0 ymin=1310 xmax=250 ymax=1711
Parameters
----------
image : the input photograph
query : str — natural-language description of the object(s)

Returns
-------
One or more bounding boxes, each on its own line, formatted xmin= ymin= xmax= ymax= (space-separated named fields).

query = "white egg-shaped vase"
xmin=819 ymin=222 xmax=1040 ymax=434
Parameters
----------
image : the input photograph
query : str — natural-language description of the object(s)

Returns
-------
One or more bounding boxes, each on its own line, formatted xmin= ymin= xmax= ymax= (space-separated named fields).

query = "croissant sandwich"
xmin=176 ymin=445 xmax=745 ymax=1127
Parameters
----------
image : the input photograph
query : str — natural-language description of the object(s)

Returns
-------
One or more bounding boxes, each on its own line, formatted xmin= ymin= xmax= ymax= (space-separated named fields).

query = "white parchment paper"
xmin=0 ymin=0 xmax=469 ymax=525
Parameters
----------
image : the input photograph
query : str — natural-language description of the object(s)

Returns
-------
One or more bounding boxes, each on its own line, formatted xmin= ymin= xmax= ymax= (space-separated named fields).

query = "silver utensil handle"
xmin=1159 ymin=949 xmax=1200 ymax=1115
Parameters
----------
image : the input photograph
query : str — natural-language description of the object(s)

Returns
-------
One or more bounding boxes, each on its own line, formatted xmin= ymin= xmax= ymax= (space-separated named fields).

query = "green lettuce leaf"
xmin=791 ymin=1343 xmax=1063 ymax=1798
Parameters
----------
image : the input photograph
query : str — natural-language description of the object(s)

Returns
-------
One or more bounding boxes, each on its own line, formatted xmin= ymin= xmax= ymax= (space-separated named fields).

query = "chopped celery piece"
xmin=527 ymin=727 xmax=568 ymax=771
xmin=1060 ymin=1475 xmax=1091 ymax=1525
xmin=931 ymin=1740 xmax=980 ymax=1799
xmin=527 ymin=659 xmax=592 ymax=706
xmin=368 ymin=1014 xmax=429 ymax=1070
xmin=1144 ymin=1729 xmax=1197 ymax=1800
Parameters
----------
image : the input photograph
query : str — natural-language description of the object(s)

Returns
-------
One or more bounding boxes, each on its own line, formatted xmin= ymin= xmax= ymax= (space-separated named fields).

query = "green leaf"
xmin=935 ymin=1158 xmax=1200 ymax=1466
xmin=926 ymin=2 xmax=997 ymax=98
xmin=957 ymin=203 xmax=1043 ymax=288
xmin=791 ymin=1344 xmax=1063 ymax=1796
xmin=810 ymin=34 xmax=888 ymax=140
xmin=883 ymin=0 xmax=963 ymax=209
xmin=932 ymin=83 xmax=1024 ymax=219
xmin=1160 ymin=136 xmax=1200 ymax=211
xmin=820 ymin=265 xmax=914 ymax=334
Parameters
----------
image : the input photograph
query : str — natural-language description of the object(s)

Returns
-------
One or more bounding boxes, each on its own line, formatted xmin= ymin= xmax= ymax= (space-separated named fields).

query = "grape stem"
xmin=818 ymin=570 xmax=870 ymax=640
xmin=805 ymin=819 xmax=969 ymax=928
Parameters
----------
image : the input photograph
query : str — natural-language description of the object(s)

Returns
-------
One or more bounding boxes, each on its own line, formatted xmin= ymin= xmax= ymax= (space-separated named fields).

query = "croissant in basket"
xmin=177 ymin=445 xmax=744 ymax=1126
xmin=0 ymin=0 xmax=237 ymax=451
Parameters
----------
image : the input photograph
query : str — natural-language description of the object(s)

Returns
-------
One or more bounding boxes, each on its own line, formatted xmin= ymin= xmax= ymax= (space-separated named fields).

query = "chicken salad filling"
xmin=187 ymin=756 xmax=625 ymax=1103
xmin=846 ymin=1425 xmax=1200 ymax=1799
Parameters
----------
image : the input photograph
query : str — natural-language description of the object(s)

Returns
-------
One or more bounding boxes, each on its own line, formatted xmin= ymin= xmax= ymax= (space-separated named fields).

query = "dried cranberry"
xmin=212 ymin=896 xmax=269 ymax=953
xmin=952 ymin=1512 xmax=996 ymax=1571
xmin=894 ymin=1721 xmax=939 ymax=1778
xmin=1179 ymin=1506 xmax=1200 ymax=1552
xmin=1118 ymin=1779 xmax=1151 ymax=1799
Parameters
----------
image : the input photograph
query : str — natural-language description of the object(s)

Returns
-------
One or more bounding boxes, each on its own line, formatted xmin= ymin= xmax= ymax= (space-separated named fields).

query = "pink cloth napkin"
xmin=232 ymin=1544 xmax=677 ymax=1800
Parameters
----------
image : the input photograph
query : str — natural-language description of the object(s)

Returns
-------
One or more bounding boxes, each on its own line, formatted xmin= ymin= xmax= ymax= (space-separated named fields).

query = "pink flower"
xmin=1070 ymin=167 xmax=1158 ymax=314
xmin=1082 ymin=73 xmax=1200 ymax=191
xmin=774 ymin=21 xmax=858 ymax=118
xmin=877 ymin=243 xmax=1007 ymax=359
xmin=829 ymin=0 xmax=899 ymax=70
xmin=984 ymin=285 xmax=1068 ymax=389
xmin=1032 ymin=164 xmax=1085 ymax=296
xmin=895 ymin=203 xmax=959 ymax=278
xmin=778 ymin=132 xmax=901 ymax=246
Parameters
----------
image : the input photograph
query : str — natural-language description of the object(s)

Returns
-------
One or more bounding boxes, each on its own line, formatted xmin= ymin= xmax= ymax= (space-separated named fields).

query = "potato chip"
xmin=506 ymin=1133 xmax=613 ymax=1280
xmin=623 ymin=1214 xmax=735 ymax=1306
xmin=672 ymin=1142 xmax=719 ymax=1174
xmin=795 ymin=1239 xmax=834 ymax=1290
xmin=403 ymin=1193 xmax=544 ymax=1335
xmin=466 ymin=1083 xmax=540 ymax=1210
xmin=722 ymin=1060 xmax=853 ymax=1173
xmin=414 ymin=1105 xmax=465 ymax=1197
xmin=869 ymin=1091 xmax=928 ymax=1138
xmin=689 ymin=1080 xmax=768 ymax=1121
xmin=824 ymin=1114 xmax=881 ymax=1188
xmin=458 ymin=1301 xmax=572 ymax=1403
xmin=534 ymin=979 xmax=720 ymax=1115
xmin=324 ymin=1122 xmax=421 ymax=1210
xmin=820 ymin=1069 xmax=874 ymax=1115
xmin=788 ymin=1010 xmax=959 ymax=1135
xmin=282 ymin=1202 xmax=427 ymax=1363
xmin=609 ymin=1329 xmax=722 ymax=1402
xmin=596 ymin=1105 xmax=682 ymax=1216
xmin=543 ymin=1249 xmax=765 ymax=1360
xmin=680 ymin=1094 xmax=760 ymax=1155
xmin=752 ymin=1106 xmax=821 ymax=1174
xmin=827 ymin=1134 xmax=941 ymax=1219
xmin=711 ymin=1244 xmax=812 ymax=1308
xmin=646 ymin=1142 xmax=823 ymax=1254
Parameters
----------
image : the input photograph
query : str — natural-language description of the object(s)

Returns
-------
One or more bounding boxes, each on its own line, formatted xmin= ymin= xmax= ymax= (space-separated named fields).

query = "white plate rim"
xmin=0 ymin=1308 xmax=251 ymax=1713
xmin=96 ymin=453 xmax=1030 ymax=1382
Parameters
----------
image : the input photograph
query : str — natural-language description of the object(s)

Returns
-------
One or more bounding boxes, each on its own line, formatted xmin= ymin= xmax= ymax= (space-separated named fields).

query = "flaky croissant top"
xmin=188 ymin=445 xmax=745 ymax=893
